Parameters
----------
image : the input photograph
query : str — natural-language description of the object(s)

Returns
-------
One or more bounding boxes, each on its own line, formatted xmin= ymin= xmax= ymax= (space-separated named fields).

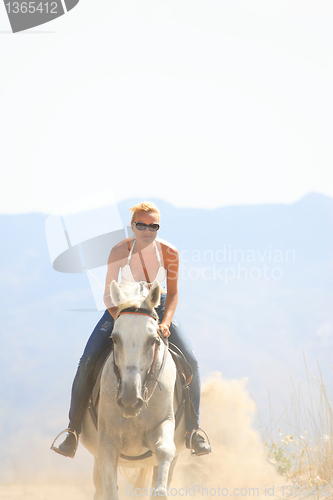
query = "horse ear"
xmin=110 ymin=280 xmax=127 ymax=306
xmin=146 ymin=280 xmax=161 ymax=309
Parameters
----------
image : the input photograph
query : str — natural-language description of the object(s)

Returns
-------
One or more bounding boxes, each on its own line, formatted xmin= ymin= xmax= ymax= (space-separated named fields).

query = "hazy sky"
xmin=0 ymin=0 xmax=332 ymax=213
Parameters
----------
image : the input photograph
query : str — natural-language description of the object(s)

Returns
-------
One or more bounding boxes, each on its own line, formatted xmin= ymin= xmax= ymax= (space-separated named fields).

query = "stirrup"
xmin=50 ymin=428 xmax=78 ymax=458
xmin=189 ymin=426 xmax=211 ymax=457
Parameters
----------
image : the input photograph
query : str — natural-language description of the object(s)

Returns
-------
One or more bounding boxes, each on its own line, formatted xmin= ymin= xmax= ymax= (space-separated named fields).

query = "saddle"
xmin=87 ymin=341 xmax=197 ymax=434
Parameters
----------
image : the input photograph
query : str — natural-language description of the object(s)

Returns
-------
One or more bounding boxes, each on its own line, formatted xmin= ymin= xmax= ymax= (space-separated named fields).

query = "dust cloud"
xmin=1 ymin=374 xmax=281 ymax=499
xmin=171 ymin=373 xmax=281 ymax=498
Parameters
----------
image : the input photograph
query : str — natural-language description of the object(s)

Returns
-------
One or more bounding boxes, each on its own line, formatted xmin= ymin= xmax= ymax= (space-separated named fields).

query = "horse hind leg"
xmin=93 ymin=458 xmax=103 ymax=500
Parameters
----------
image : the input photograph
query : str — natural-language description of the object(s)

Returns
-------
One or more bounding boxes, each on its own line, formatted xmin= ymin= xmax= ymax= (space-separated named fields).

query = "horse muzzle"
xmin=117 ymin=380 xmax=144 ymax=418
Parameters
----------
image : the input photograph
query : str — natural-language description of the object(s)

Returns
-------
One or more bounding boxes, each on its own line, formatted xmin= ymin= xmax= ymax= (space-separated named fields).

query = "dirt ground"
xmin=1 ymin=375 xmax=281 ymax=500
xmin=0 ymin=482 xmax=94 ymax=500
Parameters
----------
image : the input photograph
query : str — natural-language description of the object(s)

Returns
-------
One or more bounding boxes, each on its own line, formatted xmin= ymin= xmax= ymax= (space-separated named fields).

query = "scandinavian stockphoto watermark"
xmin=125 ymin=483 xmax=332 ymax=497
xmin=179 ymin=245 xmax=296 ymax=283
xmin=45 ymin=191 xmax=297 ymax=310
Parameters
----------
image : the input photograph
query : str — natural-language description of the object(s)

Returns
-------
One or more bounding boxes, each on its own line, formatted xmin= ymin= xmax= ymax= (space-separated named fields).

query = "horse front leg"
xmin=148 ymin=419 xmax=176 ymax=497
xmin=152 ymin=456 xmax=178 ymax=491
xmin=167 ymin=456 xmax=178 ymax=487
xmin=97 ymin=431 xmax=120 ymax=500
xmin=152 ymin=466 xmax=158 ymax=489
xmin=93 ymin=458 xmax=103 ymax=500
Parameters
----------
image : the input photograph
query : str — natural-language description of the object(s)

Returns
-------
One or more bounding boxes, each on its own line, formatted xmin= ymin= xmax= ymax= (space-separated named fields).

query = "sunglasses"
xmin=133 ymin=222 xmax=160 ymax=232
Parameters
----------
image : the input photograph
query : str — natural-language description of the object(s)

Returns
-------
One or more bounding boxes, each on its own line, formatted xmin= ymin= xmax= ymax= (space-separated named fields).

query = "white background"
xmin=0 ymin=0 xmax=332 ymax=213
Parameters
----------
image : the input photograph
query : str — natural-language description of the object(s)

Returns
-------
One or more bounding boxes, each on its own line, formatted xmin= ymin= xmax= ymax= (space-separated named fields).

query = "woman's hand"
xmin=158 ymin=323 xmax=170 ymax=338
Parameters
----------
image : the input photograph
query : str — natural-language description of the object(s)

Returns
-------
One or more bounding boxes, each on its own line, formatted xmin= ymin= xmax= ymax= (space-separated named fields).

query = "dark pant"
xmin=69 ymin=294 xmax=200 ymax=433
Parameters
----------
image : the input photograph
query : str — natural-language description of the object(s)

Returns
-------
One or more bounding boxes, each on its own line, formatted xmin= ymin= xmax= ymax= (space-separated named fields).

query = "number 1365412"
xmin=5 ymin=2 xmax=58 ymax=14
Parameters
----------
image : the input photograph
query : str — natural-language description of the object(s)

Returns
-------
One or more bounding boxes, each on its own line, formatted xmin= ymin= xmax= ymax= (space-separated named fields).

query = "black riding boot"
xmin=52 ymin=430 xmax=78 ymax=458
xmin=51 ymin=361 xmax=91 ymax=458
xmin=186 ymin=429 xmax=212 ymax=456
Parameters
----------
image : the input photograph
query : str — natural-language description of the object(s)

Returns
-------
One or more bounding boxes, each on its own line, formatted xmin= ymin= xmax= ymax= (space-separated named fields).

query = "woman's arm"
xmin=103 ymin=243 xmax=126 ymax=318
xmin=159 ymin=246 xmax=179 ymax=337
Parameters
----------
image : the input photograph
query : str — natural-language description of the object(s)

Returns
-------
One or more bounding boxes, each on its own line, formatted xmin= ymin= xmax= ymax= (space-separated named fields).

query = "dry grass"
xmin=259 ymin=355 xmax=333 ymax=496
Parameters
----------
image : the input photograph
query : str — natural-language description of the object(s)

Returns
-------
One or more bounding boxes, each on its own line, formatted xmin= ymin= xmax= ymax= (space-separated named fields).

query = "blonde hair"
xmin=129 ymin=201 xmax=160 ymax=224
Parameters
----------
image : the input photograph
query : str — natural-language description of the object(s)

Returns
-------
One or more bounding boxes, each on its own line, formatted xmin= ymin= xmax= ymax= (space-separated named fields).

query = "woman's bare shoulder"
xmin=156 ymin=237 xmax=178 ymax=252
xmin=156 ymin=238 xmax=179 ymax=262
xmin=108 ymin=238 xmax=134 ymax=261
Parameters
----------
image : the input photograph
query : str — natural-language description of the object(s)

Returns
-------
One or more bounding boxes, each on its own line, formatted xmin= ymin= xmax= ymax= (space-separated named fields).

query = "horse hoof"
xmin=155 ymin=487 xmax=167 ymax=497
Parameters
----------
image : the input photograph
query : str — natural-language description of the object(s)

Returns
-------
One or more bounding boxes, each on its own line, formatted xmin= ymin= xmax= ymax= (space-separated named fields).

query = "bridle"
xmin=112 ymin=306 xmax=168 ymax=407
xmin=110 ymin=305 xmax=188 ymax=463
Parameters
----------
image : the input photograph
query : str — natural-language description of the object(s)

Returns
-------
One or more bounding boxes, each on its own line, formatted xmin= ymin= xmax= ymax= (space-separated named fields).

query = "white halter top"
xmin=121 ymin=240 xmax=167 ymax=291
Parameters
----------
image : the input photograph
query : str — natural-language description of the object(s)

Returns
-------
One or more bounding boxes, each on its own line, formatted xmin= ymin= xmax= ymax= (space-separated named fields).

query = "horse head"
xmin=110 ymin=280 xmax=162 ymax=418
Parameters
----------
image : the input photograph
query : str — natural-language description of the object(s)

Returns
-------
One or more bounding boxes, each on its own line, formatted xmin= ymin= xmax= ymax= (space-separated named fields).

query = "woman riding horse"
xmin=52 ymin=201 xmax=211 ymax=458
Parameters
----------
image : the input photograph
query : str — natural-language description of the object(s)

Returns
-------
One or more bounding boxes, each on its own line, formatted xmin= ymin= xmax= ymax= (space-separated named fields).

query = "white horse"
xmin=80 ymin=280 xmax=186 ymax=500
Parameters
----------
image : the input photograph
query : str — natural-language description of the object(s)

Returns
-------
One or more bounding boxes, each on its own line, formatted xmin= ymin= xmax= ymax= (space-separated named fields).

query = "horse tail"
xmin=134 ymin=467 xmax=153 ymax=489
